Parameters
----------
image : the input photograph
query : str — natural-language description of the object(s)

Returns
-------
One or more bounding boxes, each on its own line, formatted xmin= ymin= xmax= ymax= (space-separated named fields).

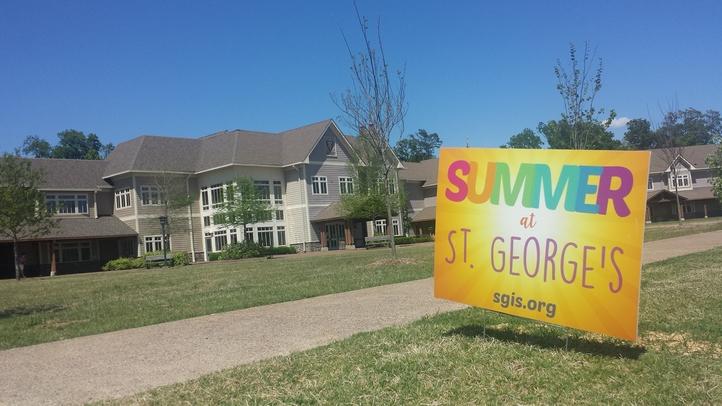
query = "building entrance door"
xmin=325 ymin=223 xmax=345 ymax=250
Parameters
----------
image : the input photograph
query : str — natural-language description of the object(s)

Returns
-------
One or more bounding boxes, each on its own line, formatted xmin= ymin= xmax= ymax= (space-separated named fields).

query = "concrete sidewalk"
xmin=1 ymin=230 xmax=721 ymax=405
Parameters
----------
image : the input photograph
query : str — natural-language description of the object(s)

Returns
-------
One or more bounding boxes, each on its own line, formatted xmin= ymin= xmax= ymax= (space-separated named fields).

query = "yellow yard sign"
xmin=434 ymin=148 xmax=651 ymax=341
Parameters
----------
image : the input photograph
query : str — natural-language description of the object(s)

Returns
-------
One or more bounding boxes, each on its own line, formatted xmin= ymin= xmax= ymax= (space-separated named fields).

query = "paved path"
xmin=1 ymin=230 xmax=722 ymax=405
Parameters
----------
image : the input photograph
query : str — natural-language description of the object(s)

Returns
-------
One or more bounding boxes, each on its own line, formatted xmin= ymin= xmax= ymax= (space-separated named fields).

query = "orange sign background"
xmin=434 ymin=148 xmax=650 ymax=341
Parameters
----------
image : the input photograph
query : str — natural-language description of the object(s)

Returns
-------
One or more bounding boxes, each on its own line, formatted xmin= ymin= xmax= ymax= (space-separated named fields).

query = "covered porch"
xmin=312 ymin=202 xmax=368 ymax=250
xmin=0 ymin=217 xmax=138 ymax=278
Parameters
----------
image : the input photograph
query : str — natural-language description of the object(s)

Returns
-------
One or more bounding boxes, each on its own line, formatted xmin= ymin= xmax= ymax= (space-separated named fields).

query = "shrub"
xmin=218 ymin=241 xmax=262 ymax=260
xmin=102 ymin=257 xmax=145 ymax=271
xmin=261 ymin=246 xmax=297 ymax=256
xmin=172 ymin=252 xmax=190 ymax=266
xmin=211 ymin=242 xmax=297 ymax=261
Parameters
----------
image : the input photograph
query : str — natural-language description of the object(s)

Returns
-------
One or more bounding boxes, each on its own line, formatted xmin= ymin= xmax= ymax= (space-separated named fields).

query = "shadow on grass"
xmin=446 ymin=324 xmax=646 ymax=360
xmin=0 ymin=304 xmax=66 ymax=319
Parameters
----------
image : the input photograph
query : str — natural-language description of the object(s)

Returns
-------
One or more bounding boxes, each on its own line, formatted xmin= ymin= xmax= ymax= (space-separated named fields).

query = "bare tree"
xmin=333 ymin=3 xmax=407 ymax=257
xmin=653 ymin=108 xmax=686 ymax=222
xmin=151 ymin=172 xmax=194 ymax=255
xmin=554 ymin=42 xmax=608 ymax=150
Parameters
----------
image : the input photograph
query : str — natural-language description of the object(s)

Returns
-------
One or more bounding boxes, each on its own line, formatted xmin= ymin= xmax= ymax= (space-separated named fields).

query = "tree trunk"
xmin=672 ymin=168 xmax=682 ymax=223
xmin=385 ymin=177 xmax=397 ymax=258
xmin=13 ymin=239 xmax=20 ymax=281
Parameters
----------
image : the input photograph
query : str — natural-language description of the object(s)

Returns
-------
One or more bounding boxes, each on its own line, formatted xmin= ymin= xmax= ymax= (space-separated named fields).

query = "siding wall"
xmin=284 ymin=167 xmax=307 ymax=245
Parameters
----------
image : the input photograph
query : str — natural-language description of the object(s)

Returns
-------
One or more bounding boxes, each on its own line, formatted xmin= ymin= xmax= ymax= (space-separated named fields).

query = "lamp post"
xmin=159 ymin=216 xmax=168 ymax=267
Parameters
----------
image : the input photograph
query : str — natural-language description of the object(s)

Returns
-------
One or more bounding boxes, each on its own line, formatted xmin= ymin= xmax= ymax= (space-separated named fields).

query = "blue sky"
xmin=1 ymin=0 xmax=721 ymax=153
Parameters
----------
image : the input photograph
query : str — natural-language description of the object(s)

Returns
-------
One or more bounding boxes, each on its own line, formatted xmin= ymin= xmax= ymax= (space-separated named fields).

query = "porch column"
xmin=319 ymin=225 xmax=327 ymax=251
xmin=50 ymin=241 xmax=57 ymax=277
xmin=645 ymin=205 xmax=651 ymax=223
xmin=704 ymin=203 xmax=709 ymax=218
xmin=344 ymin=221 xmax=354 ymax=249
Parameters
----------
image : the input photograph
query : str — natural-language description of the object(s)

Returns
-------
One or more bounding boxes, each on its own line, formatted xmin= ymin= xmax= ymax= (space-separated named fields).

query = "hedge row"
xmin=394 ymin=235 xmax=434 ymax=245
xmin=208 ymin=242 xmax=297 ymax=261
xmin=102 ymin=251 xmax=189 ymax=271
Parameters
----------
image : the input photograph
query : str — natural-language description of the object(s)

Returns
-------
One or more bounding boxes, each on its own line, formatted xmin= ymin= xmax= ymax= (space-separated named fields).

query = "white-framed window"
xmin=312 ymin=176 xmax=328 ymax=195
xmin=214 ymin=230 xmax=228 ymax=251
xmin=273 ymin=181 xmax=283 ymax=205
xmin=392 ymin=219 xmax=402 ymax=236
xmin=115 ymin=188 xmax=132 ymax=209
xmin=140 ymin=185 xmax=163 ymax=206
xmin=245 ymin=226 xmax=254 ymax=242
xmin=46 ymin=194 xmax=89 ymax=215
xmin=258 ymin=226 xmax=273 ymax=247
xmin=204 ymin=232 xmax=213 ymax=254
xmin=255 ymin=180 xmax=271 ymax=203
xmin=201 ymin=187 xmax=210 ymax=210
xmin=53 ymin=241 xmax=96 ymax=263
xmin=339 ymin=177 xmax=354 ymax=195
xmin=375 ymin=219 xmax=387 ymax=236
xmin=230 ymin=229 xmax=238 ymax=245
xmin=275 ymin=209 xmax=284 ymax=220
xmin=203 ymin=216 xmax=211 ymax=227
xmin=376 ymin=179 xmax=397 ymax=194
xmin=210 ymin=184 xmax=224 ymax=208
xmin=647 ymin=177 xmax=653 ymax=191
xmin=325 ymin=138 xmax=337 ymax=157
xmin=277 ymin=226 xmax=286 ymax=246
xmin=670 ymin=172 xmax=691 ymax=190
xmin=144 ymin=235 xmax=169 ymax=253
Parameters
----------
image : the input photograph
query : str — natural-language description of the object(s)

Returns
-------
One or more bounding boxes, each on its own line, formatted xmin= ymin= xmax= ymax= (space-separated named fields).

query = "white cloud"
xmin=608 ymin=117 xmax=631 ymax=128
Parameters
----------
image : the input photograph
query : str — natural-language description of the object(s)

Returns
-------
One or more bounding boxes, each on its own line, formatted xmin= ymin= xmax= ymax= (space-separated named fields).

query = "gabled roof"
xmin=399 ymin=158 xmax=439 ymax=187
xmin=102 ymin=119 xmax=335 ymax=178
xmin=649 ymin=144 xmax=718 ymax=173
xmin=29 ymin=159 xmax=112 ymax=190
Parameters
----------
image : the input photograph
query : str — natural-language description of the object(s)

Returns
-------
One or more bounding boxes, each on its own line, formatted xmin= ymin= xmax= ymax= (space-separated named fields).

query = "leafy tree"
xmin=655 ymin=109 xmax=721 ymax=147
xmin=333 ymin=4 xmax=406 ymax=257
xmin=623 ymin=118 xmax=656 ymax=149
xmin=215 ymin=177 xmax=272 ymax=241
xmin=537 ymin=118 xmax=622 ymax=150
xmin=340 ymin=133 xmax=404 ymax=226
xmin=501 ymin=128 xmax=543 ymax=149
xmin=707 ymin=145 xmax=722 ymax=204
xmin=0 ymin=154 xmax=57 ymax=280
xmin=21 ymin=136 xmax=52 ymax=158
xmin=20 ymin=130 xmax=115 ymax=160
xmin=394 ymin=129 xmax=441 ymax=162
xmin=554 ymin=42 xmax=615 ymax=149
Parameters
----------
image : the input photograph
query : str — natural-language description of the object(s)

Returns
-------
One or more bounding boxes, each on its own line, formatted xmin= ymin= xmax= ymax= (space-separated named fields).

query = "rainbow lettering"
xmin=444 ymin=160 xmax=634 ymax=216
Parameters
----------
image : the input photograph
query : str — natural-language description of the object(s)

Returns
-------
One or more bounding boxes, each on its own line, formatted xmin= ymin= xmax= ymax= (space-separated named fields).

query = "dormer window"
xmin=669 ymin=170 xmax=692 ymax=191
xmin=325 ymin=139 xmax=337 ymax=157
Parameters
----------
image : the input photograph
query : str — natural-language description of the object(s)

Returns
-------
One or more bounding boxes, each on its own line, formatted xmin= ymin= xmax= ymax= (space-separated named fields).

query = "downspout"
xmin=93 ymin=190 xmax=99 ymax=219
xmin=186 ymin=175 xmax=196 ymax=263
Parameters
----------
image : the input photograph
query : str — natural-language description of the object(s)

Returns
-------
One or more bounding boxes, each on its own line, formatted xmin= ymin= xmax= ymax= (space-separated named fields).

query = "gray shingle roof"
xmin=0 ymin=216 xmax=137 ymax=242
xmin=103 ymin=119 xmax=334 ymax=177
xmin=399 ymin=158 xmax=439 ymax=187
xmin=649 ymin=144 xmax=718 ymax=172
xmin=411 ymin=206 xmax=436 ymax=222
xmin=29 ymin=159 xmax=112 ymax=190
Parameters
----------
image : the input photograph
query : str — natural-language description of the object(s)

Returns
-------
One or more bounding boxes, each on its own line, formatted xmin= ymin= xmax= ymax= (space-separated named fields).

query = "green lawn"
xmin=111 ymin=249 xmax=722 ymax=405
xmin=0 ymin=245 xmax=432 ymax=350
xmin=645 ymin=217 xmax=722 ymax=241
